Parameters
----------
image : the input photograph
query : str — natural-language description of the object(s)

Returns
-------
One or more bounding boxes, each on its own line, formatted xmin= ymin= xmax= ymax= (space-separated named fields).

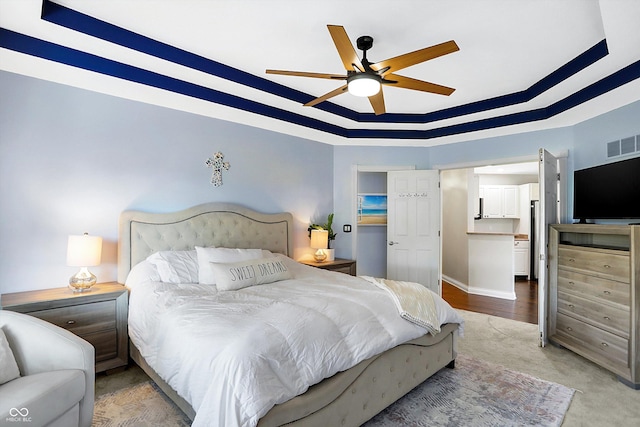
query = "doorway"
xmin=439 ymin=159 xmax=540 ymax=323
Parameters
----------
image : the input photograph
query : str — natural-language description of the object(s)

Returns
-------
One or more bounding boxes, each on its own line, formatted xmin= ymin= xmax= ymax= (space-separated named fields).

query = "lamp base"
xmin=69 ymin=267 xmax=97 ymax=292
xmin=313 ymin=249 xmax=327 ymax=262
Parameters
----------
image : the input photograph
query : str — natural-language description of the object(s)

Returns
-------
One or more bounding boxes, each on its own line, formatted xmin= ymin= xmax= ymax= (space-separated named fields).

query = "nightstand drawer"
xmin=331 ymin=265 xmax=356 ymax=275
xmin=83 ymin=329 xmax=118 ymax=362
xmin=30 ymin=300 xmax=117 ymax=336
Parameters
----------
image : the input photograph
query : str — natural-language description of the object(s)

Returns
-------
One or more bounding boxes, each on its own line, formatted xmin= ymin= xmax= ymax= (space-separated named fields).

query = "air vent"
xmin=621 ymin=137 xmax=636 ymax=155
xmin=607 ymin=140 xmax=620 ymax=157
xmin=606 ymin=135 xmax=639 ymax=158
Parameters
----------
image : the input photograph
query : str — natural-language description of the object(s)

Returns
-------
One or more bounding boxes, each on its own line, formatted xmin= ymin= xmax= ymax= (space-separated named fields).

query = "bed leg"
xmin=446 ymin=359 xmax=455 ymax=369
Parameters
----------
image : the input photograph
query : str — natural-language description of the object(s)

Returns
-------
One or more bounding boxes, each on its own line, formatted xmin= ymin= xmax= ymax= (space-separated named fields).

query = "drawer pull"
xmin=568 ymin=304 xmax=575 ymax=309
xmin=66 ymin=320 xmax=76 ymax=325
xmin=568 ymin=258 xmax=575 ymax=263
xmin=603 ymin=316 xmax=610 ymax=321
xmin=603 ymin=264 xmax=611 ymax=269
xmin=603 ymin=290 xmax=611 ymax=295
xmin=566 ymin=327 xmax=573 ymax=332
xmin=601 ymin=342 xmax=609 ymax=348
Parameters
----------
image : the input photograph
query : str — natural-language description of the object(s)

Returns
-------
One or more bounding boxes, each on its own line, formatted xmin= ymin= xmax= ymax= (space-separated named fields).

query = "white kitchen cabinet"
xmin=514 ymin=239 xmax=530 ymax=276
xmin=480 ymin=185 xmax=520 ymax=218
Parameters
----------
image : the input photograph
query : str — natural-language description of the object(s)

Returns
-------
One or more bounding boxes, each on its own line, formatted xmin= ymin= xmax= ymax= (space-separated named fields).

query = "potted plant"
xmin=308 ymin=213 xmax=336 ymax=260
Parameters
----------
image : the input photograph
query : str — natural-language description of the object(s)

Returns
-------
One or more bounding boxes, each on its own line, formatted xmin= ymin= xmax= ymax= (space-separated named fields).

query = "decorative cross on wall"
xmin=205 ymin=152 xmax=231 ymax=187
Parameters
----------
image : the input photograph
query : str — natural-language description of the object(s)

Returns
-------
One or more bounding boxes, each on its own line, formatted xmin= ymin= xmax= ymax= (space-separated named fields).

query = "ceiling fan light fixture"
xmin=347 ymin=73 xmax=381 ymax=97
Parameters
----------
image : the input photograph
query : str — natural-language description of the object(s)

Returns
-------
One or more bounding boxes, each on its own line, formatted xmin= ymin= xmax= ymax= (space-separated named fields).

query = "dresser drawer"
xmin=555 ymin=312 xmax=629 ymax=371
xmin=557 ymin=269 xmax=630 ymax=308
xmin=557 ymin=291 xmax=629 ymax=338
xmin=558 ymin=245 xmax=629 ymax=283
xmin=29 ymin=300 xmax=117 ymax=336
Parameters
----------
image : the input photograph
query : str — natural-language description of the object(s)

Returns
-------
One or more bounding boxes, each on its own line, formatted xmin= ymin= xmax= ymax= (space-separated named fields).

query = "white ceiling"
xmin=1 ymin=0 xmax=639 ymax=147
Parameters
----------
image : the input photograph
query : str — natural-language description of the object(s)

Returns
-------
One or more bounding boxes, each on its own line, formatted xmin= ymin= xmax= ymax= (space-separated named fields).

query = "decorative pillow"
xmin=195 ymin=247 xmax=264 ymax=285
xmin=0 ymin=328 xmax=20 ymax=385
xmin=146 ymin=250 xmax=199 ymax=284
xmin=211 ymin=258 xmax=293 ymax=291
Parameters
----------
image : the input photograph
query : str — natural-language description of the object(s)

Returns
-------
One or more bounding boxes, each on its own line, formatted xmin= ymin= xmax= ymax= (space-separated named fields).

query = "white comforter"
xmin=127 ymin=254 xmax=464 ymax=427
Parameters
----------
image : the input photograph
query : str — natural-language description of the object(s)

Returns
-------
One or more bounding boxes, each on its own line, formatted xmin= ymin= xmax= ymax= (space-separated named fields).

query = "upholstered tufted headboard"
xmin=117 ymin=202 xmax=293 ymax=283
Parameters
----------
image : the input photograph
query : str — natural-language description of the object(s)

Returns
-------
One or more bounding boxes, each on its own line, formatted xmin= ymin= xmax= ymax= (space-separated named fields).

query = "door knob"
xmin=388 ymin=241 xmax=399 ymax=246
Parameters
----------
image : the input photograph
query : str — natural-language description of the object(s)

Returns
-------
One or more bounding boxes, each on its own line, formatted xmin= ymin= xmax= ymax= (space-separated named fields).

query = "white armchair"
xmin=0 ymin=310 xmax=95 ymax=427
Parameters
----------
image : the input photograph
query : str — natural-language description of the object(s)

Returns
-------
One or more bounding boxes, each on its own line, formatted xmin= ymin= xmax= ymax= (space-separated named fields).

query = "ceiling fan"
xmin=266 ymin=25 xmax=459 ymax=115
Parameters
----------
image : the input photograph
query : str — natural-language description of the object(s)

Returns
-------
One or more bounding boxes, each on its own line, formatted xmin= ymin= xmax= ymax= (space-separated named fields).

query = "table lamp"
xmin=310 ymin=229 xmax=329 ymax=262
xmin=67 ymin=232 xmax=102 ymax=292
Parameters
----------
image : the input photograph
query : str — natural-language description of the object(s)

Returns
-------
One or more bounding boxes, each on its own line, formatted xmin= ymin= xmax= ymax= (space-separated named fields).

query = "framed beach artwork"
xmin=357 ymin=194 xmax=387 ymax=225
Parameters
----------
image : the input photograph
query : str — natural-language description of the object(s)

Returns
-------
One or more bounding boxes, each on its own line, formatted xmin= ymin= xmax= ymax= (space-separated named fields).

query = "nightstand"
xmin=300 ymin=258 xmax=357 ymax=276
xmin=1 ymin=282 xmax=128 ymax=373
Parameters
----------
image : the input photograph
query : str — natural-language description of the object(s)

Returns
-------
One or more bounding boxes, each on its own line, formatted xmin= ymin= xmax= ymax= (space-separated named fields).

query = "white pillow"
xmin=195 ymin=247 xmax=263 ymax=285
xmin=146 ymin=250 xmax=199 ymax=284
xmin=0 ymin=328 xmax=20 ymax=385
xmin=125 ymin=260 xmax=161 ymax=289
xmin=212 ymin=257 xmax=293 ymax=291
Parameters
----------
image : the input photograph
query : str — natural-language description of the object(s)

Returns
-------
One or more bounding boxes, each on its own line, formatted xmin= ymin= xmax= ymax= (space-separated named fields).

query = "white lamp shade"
xmin=310 ymin=229 xmax=329 ymax=250
xmin=67 ymin=234 xmax=102 ymax=267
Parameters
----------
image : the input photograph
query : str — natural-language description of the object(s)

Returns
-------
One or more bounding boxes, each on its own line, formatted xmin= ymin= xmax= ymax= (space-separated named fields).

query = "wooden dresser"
xmin=1 ymin=282 xmax=128 ymax=373
xmin=548 ymin=224 xmax=639 ymax=388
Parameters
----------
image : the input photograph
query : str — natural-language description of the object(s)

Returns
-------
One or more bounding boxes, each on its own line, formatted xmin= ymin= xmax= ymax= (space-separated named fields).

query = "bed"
xmin=118 ymin=202 xmax=463 ymax=427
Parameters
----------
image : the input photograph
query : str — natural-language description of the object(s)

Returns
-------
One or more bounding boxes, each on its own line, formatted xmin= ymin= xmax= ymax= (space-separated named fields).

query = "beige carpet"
xmin=93 ymin=310 xmax=640 ymax=426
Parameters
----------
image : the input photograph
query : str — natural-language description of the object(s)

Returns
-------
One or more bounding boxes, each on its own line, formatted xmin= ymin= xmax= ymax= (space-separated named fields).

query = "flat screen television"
xmin=573 ymin=156 xmax=640 ymax=222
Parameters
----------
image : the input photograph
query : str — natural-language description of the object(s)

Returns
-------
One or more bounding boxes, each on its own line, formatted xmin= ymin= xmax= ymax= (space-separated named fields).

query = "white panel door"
xmin=538 ymin=148 xmax=559 ymax=347
xmin=387 ymin=170 xmax=441 ymax=294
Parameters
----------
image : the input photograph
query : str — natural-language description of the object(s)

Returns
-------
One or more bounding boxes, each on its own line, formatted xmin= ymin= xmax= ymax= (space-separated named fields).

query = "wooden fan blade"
xmin=385 ymin=73 xmax=455 ymax=96
xmin=304 ymin=85 xmax=348 ymax=107
xmin=371 ymin=40 xmax=459 ymax=75
xmin=266 ymin=69 xmax=347 ymax=80
xmin=327 ymin=25 xmax=364 ymax=72
xmin=368 ymin=90 xmax=386 ymax=115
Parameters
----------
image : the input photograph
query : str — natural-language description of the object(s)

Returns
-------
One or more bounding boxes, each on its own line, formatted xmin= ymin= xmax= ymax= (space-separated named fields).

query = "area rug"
xmin=92 ymin=381 xmax=191 ymax=427
xmin=364 ymin=353 xmax=575 ymax=427
xmin=92 ymin=354 xmax=574 ymax=426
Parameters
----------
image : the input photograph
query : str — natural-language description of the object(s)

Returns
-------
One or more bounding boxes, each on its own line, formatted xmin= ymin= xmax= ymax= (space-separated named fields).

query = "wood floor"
xmin=442 ymin=277 xmax=538 ymax=324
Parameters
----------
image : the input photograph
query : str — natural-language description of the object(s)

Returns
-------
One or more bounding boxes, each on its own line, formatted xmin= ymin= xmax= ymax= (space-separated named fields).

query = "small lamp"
xmin=310 ymin=229 xmax=329 ymax=262
xmin=67 ymin=233 xmax=102 ymax=292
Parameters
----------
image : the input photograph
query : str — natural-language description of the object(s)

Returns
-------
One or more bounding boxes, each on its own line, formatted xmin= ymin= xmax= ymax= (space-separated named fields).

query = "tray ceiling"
xmin=1 ymin=0 xmax=639 ymax=146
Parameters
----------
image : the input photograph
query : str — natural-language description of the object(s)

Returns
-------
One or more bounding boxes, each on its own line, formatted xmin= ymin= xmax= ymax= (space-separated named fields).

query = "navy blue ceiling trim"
xmin=0 ymin=28 xmax=346 ymax=137
xmin=39 ymin=0 xmax=358 ymax=121
xmin=40 ymin=0 xmax=608 ymax=125
xmin=2 ymin=26 xmax=639 ymax=141
xmin=345 ymin=58 xmax=640 ymax=139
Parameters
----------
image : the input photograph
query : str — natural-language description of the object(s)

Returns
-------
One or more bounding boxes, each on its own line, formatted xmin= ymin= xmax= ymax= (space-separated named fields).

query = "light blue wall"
xmin=2 ymin=69 xmax=639 ymax=293
xmin=0 ymin=71 xmax=333 ymax=293
xmin=333 ymin=100 xmax=640 ymax=271
xmin=572 ymin=101 xmax=640 ymax=170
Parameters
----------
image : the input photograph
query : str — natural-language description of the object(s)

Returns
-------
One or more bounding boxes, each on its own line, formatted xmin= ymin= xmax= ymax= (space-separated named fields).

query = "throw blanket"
xmin=361 ymin=276 xmax=441 ymax=335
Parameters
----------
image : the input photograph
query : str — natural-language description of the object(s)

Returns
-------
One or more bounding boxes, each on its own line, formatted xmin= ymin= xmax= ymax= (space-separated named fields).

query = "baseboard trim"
xmin=442 ymin=275 xmax=468 ymax=292
xmin=468 ymin=287 xmax=517 ymax=300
